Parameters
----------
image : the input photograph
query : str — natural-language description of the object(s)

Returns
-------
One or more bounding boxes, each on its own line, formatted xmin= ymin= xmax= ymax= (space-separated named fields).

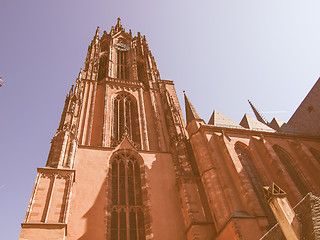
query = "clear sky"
xmin=1 ymin=0 xmax=320 ymax=238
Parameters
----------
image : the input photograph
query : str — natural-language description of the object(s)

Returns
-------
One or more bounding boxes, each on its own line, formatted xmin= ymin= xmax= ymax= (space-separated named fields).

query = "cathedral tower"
xmin=20 ymin=19 xmax=214 ymax=240
xmin=20 ymin=19 xmax=320 ymax=240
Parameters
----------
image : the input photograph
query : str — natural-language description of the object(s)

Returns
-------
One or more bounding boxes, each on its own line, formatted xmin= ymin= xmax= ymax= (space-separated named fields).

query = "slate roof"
xmin=269 ymin=117 xmax=285 ymax=131
xmin=281 ymin=78 xmax=320 ymax=136
xmin=208 ymin=110 xmax=244 ymax=129
xmin=240 ymin=114 xmax=275 ymax=132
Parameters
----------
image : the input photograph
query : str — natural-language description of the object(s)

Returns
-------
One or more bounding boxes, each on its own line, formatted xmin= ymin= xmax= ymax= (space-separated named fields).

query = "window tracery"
xmin=235 ymin=143 xmax=275 ymax=225
xmin=112 ymin=93 xmax=140 ymax=148
xmin=98 ymin=54 xmax=108 ymax=81
xmin=273 ymin=145 xmax=309 ymax=196
xmin=116 ymin=50 xmax=128 ymax=79
xmin=110 ymin=151 xmax=146 ymax=240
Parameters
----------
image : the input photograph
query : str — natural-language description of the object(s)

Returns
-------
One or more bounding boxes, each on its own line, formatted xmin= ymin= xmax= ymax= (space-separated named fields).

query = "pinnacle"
xmin=94 ymin=26 xmax=100 ymax=35
xmin=184 ymin=92 xmax=201 ymax=125
xmin=115 ymin=17 xmax=123 ymax=32
xmin=248 ymin=100 xmax=268 ymax=125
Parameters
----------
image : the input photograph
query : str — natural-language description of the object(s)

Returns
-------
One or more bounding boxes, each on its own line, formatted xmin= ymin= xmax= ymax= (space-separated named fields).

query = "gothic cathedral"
xmin=20 ymin=19 xmax=320 ymax=240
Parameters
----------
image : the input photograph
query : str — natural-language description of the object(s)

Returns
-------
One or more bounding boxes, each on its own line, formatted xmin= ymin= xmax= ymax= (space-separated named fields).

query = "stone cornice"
xmin=104 ymin=77 xmax=143 ymax=88
xmin=80 ymin=78 xmax=97 ymax=83
xmin=21 ymin=222 xmax=67 ymax=228
xmin=78 ymin=144 xmax=171 ymax=154
xmin=21 ymin=223 xmax=67 ymax=235
xmin=37 ymin=168 xmax=76 ymax=182
xmin=215 ymin=211 xmax=265 ymax=238
xmin=158 ymin=79 xmax=174 ymax=85
xmin=200 ymin=124 xmax=320 ymax=142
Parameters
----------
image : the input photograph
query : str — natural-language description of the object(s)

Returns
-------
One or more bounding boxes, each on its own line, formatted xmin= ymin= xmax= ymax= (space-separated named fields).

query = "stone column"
xmin=263 ymin=183 xmax=301 ymax=240
xmin=138 ymin=87 xmax=149 ymax=150
xmin=102 ymin=84 xmax=109 ymax=147
xmin=86 ymin=81 xmax=97 ymax=145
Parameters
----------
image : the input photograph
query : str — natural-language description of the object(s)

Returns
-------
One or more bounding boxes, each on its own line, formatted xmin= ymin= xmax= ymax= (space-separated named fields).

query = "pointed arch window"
xmin=112 ymin=93 xmax=140 ymax=148
xmin=235 ymin=143 xmax=275 ymax=225
xmin=110 ymin=152 xmax=146 ymax=240
xmin=273 ymin=145 xmax=309 ymax=196
xmin=116 ymin=50 xmax=128 ymax=79
xmin=98 ymin=54 xmax=108 ymax=81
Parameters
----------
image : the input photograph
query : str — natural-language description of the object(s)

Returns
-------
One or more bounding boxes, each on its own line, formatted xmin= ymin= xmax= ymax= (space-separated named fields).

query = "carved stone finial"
xmin=248 ymin=99 xmax=269 ymax=125
xmin=123 ymin=126 xmax=129 ymax=138
xmin=263 ymin=182 xmax=286 ymax=202
xmin=110 ymin=26 xmax=115 ymax=35
xmin=78 ymin=68 xmax=83 ymax=79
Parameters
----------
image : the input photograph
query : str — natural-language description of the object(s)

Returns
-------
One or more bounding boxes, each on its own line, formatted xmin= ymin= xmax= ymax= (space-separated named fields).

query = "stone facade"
xmin=20 ymin=19 xmax=320 ymax=240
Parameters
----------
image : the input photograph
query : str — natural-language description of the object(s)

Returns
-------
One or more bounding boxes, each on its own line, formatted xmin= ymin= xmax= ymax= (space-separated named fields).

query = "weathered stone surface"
xmin=20 ymin=19 xmax=320 ymax=240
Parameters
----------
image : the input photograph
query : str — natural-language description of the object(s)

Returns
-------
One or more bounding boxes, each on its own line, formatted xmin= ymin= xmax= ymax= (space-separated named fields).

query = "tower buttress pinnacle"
xmin=46 ymin=76 xmax=83 ymax=168
xmin=94 ymin=26 xmax=100 ymax=39
xmin=184 ymin=91 xmax=201 ymax=125
xmin=113 ymin=17 xmax=124 ymax=34
xmin=248 ymin=99 xmax=269 ymax=125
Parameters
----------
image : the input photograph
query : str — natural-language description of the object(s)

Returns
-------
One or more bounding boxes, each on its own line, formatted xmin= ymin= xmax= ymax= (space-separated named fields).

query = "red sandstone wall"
xmin=188 ymin=119 xmax=320 ymax=239
xmin=66 ymin=147 xmax=110 ymax=239
xmin=20 ymin=227 xmax=65 ymax=240
xmin=65 ymin=147 xmax=186 ymax=240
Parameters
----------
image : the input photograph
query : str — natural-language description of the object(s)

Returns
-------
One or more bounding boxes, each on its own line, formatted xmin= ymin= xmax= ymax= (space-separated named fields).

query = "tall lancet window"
xmin=235 ymin=143 xmax=275 ymax=225
xmin=309 ymin=147 xmax=320 ymax=165
xmin=273 ymin=145 xmax=309 ymax=196
xmin=110 ymin=151 xmax=146 ymax=240
xmin=116 ymin=50 xmax=128 ymax=79
xmin=112 ymin=93 xmax=140 ymax=148
xmin=98 ymin=54 xmax=108 ymax=81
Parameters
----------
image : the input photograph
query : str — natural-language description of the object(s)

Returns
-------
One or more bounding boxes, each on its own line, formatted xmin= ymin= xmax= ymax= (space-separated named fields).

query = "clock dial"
xmin=114 ymin=42 xmax=130 ymax=51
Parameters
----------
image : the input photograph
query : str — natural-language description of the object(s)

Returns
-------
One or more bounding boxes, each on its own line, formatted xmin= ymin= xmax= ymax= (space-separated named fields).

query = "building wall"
xmin=20 ymin=20 xmax=320 ymax=240
xmin=187 ymin=119 xmax=320 ymax=239
xmin=65 ymin=147 xmax=186 ymax=240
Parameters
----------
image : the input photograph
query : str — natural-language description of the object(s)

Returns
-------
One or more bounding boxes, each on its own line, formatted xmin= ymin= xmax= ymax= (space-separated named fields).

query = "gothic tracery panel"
xmin=112 ymin=93 xmax=141 ymax=148
xmin=273 ymin=145 xmax=309 ymax=196
xmin=116 ymin=50 xmax=128 ymax=79
xmin=235 ymin=142 xmax=275 ymax=225
xmin=98 ymin=54 xmax=108 ymax=81
xmin=109 ymin=151 xmax=146 ymax=240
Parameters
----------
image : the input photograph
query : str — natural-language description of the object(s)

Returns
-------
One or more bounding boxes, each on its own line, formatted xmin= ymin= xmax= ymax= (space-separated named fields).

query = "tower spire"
xmin=95 ymin=26 xmax=100 ymax=38
xmin=184 ymin=91 xmax=201 ymax=125
xmin=248 ymin=99 xmax=269 ymax=125
xmin=115 ymin=17 xmax=123 ymax=32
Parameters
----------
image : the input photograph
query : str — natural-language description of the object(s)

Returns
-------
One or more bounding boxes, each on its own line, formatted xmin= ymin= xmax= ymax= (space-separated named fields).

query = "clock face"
xmin=114 ymin=42 xmax=130 ymax=51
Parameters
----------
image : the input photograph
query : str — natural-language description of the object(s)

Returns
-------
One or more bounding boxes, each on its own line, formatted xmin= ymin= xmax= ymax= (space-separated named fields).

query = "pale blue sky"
xmin=1 ymin=0 xmax=320 ymax=238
